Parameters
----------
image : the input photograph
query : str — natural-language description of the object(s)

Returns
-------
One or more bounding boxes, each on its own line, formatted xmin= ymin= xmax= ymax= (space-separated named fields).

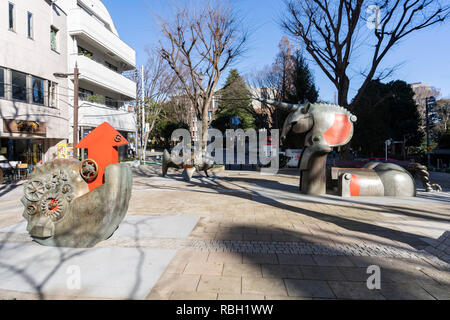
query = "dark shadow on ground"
xmin=216 ymin=224 xmax=450 ymax=299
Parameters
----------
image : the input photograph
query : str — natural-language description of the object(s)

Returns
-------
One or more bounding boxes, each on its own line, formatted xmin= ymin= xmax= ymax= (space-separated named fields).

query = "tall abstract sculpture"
xmin=258 ymin=98 xmax=417 ymax=197
xmin=22 ymin=122 xmax=132 ymax=247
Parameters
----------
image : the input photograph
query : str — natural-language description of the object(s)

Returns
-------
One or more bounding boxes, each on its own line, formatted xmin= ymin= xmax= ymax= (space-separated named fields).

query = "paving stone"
xmin=379 ymin=283 xmax=436 ymax=300
xmin=242 ymin=277 xmax=287 ymax=296
xmin=243 ymin=253 xmax=278 ymax=264
xmin=184 ymin=262 xmax=224 ymax=276
xmin=328 ymin=281 xmax=385 ymax=300
xmin=265 ymin=295 xmax=312 ymax=300
xmin=277 ymin=254 xmax=317 ymax=266
xmin=300 ymin=266 xmax=346 ymax=281
xmin=197 ymin=275 xmax=242 ymax=294
xmin=223 ymin=263 xmax=262 ymax=277
xmin=312 ymin=256 xmax=355 ymax=267
xmin=208 ymin=252 xmax=243 ymax=264
xmin=284 ymin=279 xmax=335 ymax=299
xmin=383 ymin=269 xmax=438 ymax=286
xmin=261 ymin=265 xmax=303 ymax=279
xmin=218 ymin=293 xmax=265 ymax=300
xmin=419 ymin=267 xmax=450 ymax=286
xmin=148 ymin=274 xmax=200 ymax=300
xmin=170 ymin=291 xmax=218 ymax=300
xmin=171 ymin=250 xmax=209 ymax=264
xmin=421 ymin=284 xmax=450 ymax=300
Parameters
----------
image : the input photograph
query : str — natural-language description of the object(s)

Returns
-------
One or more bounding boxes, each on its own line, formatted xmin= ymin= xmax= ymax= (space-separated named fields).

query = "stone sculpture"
xmin=22 ymin=122 xmax=132 ymax=247
xmin=257 ymin=98 xmax=419 ymax=197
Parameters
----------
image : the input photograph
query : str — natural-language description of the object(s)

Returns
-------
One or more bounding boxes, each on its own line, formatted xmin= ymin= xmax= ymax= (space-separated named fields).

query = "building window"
xmin=105 ymin=96 xmax=118 ymax=108
xmin=32 ymin=77 xmax=44 ymax=104
xmin=78 ymin=46 xmax=93 ymax=59
xmin=50 ymin=26 xmax=58 ymax=51
xmin=79 ymin=87 xmax=93 ymax=101
xmin=105 ymin=61 xmax=118 ymax=72
xmin=27 ymin=12 xmax=33 ymax=39
xmin=48 ymin=81 xmax=57 ymax=108
xmin=8 ymin=2 xmax=15 ymax=31
xmin=0 ymin=68 xmax=4 ymax=98
xmin=11 ymin=70 xmax=27 ymax=102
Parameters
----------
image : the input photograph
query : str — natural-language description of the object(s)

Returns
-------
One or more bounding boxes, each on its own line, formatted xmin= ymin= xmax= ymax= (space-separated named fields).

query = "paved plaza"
xmin=0 ymin=166 xmax=449 ymax=300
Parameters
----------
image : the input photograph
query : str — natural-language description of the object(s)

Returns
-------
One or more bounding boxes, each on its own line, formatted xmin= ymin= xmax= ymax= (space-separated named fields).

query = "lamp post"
xmin=54 ymin=63 xmax=80 ymax=159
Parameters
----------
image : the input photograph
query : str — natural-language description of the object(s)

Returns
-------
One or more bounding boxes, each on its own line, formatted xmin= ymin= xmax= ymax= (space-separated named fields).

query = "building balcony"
xmin=71 ymin=54 xmax=136 ymax=99
xmin=77 ymin=102 xmax=136 ymax=133
xmin=68 ymin=7 xmax=136 ymax=69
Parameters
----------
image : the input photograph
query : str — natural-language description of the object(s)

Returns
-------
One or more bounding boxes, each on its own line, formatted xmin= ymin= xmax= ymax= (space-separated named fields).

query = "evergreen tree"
xmin=212 ymin=69 xmax=255 ymax=132
xmin=351 ymin=80 xmax=422 ymax=158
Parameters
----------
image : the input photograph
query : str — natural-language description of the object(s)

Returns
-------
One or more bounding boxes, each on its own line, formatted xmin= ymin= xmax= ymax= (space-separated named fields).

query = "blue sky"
xmin=103 ymin=0 xmax=450 ymax=101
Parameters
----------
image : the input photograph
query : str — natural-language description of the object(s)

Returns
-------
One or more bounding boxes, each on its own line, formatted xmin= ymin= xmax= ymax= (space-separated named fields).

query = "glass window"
xmin=8 ymin=2 xmax=15 ymax=30
xmin=48 ymin=81 xmax=57 ymax=108
xmin=105 ymin=96 xmax=118 ymax=108
xmin=0 ymin=68 xmax=4 ymax=98
xmin=50 ymin=26 xmax=58 ymax=51
xmin=27 ymin=12 xmax=33 ymax=39
xmin=79 ymin=87 xmax=93 ymax=101
xmin=32 ymin=77 xmax=44 ymax=104
xmin=78 ymin=46 xmax=93 ymax=59
xmin=11 ymin=70 xmax=27 ymax=102
xmin=105 ymin=61 xmax=118 ymax=72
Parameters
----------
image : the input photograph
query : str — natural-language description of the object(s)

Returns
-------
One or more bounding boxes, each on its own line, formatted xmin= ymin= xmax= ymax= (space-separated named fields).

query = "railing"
xmin=72 ymin=54 xmax=136 ymax=99
xmin=68 ymin=7 xmax=136 ymax=68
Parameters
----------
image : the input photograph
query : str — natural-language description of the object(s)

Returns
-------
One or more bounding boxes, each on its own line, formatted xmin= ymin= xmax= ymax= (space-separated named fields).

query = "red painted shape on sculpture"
xmin=75 ymin=122 xmax=128 ymax=191
xmin=323 ymin=114 xmax=352 ymax=146
xmin=350 ymin=174 xmax=361 ymax=197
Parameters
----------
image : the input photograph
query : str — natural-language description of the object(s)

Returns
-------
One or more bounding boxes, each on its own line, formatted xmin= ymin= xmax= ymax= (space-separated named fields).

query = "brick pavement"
xmin=0 ymin=166 xmax=449 ymax=300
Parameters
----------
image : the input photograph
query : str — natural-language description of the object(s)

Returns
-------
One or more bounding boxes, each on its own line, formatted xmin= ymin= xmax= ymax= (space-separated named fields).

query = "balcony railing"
xmin=68 ymin=7 xmax=136 ymax=69
xmin=72 ymin=55 xmax=136 ymax=99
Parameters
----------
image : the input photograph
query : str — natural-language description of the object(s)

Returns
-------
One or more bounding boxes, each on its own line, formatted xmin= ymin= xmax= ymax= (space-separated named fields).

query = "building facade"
xmin=0 ymin=0 xmax=70 ymax=165
xmin=0 ymin=0 xmax=136 ymax=166
xmin=59 ymin=0 xmax=137 ymax=158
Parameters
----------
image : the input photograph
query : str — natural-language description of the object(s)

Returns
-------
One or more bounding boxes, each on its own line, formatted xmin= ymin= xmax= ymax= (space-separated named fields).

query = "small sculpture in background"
xmin=162 ymin=149 xmax=213 ymax=181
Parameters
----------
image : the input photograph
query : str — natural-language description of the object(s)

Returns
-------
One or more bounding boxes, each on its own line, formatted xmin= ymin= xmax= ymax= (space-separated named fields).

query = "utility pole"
xmin=141 ymin=65 xmax=145 ymax=163
xmin=73 ymin=63 xmax=79 ymax=159
xmin=54 ymin=63 xmax=80 ymax=159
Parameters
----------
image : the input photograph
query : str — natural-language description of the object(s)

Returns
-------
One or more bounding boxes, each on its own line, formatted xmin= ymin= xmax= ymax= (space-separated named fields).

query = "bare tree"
xmin=158 ymin=0 xmax=248 ymax=151
xmin=282 ymin=0 xmax=450 ymax=106
xmin=126 ymin=48 xmax=178 ymax=155
xmin=411 ymin=83 xmax=441 ymax=133
xmin=436 ymin=99 xmax=450 ymax=134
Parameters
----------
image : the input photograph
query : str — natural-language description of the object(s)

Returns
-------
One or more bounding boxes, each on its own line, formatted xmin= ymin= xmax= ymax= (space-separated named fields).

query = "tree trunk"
xmin=337 ymin=75 xmax=350 ymax=107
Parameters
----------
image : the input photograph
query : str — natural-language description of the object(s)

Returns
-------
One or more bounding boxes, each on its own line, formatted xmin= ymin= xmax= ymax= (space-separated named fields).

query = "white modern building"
xmin=0 ymin=0 xmax=137 ymax=168
xmin=58 ymin=0 xmax=137 ymax=158
xmin=0 ymin=0 xmax=70 ymax=165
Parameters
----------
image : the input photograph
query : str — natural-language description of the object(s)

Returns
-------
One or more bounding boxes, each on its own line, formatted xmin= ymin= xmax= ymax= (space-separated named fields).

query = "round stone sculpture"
xmin=21 ymin=158 xmax=132 ymax=248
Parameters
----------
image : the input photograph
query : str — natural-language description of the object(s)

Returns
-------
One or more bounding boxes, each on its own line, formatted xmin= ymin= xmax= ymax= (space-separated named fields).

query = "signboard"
xmin=3 ymin=120 xmax=46 ymax=134
xmin=57 ymin=144 xmax=68 ymax=158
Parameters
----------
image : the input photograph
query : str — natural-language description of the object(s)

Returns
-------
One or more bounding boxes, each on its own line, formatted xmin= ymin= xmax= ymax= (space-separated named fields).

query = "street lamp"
xmin=385 ymin=138 xmax=392 ymax=161
xmin=54 ymin=62 xmax=80 ymax=159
